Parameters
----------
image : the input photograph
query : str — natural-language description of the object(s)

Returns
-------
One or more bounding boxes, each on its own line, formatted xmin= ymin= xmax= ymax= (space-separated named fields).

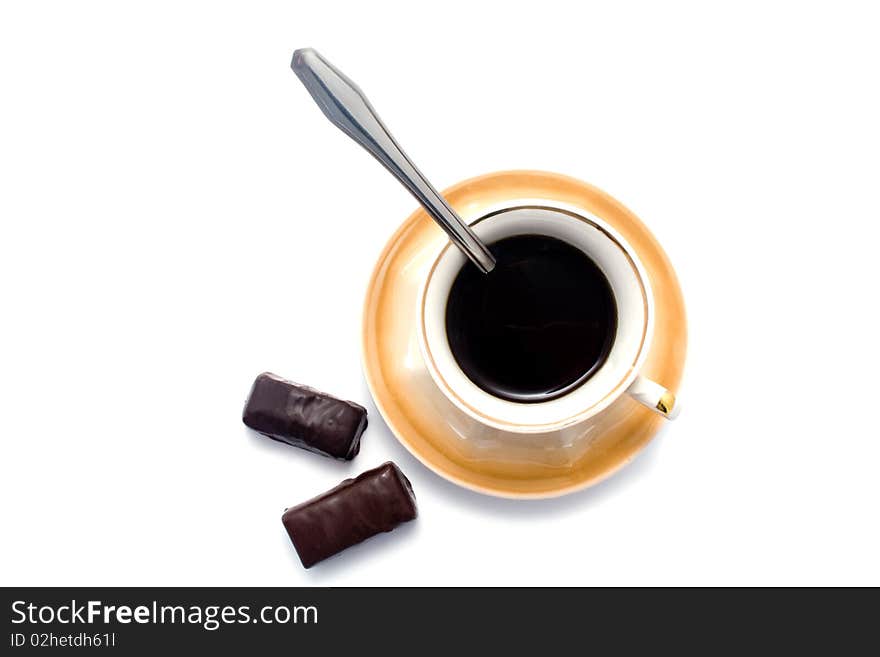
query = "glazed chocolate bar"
xmin=282 ymin=462 xmax=417 ymax=568
xmin=243 ymin=372 xmax=367 ymax=460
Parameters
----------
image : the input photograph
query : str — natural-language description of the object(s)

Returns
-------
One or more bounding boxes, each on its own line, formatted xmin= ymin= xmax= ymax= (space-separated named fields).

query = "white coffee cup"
xmin=418 ymin=202 xmax=679 ymax=434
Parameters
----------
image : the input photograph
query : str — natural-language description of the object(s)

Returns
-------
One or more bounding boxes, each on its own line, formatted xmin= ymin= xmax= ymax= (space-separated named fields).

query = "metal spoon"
xmin=291 ymin=48 xmax=496 ymax=274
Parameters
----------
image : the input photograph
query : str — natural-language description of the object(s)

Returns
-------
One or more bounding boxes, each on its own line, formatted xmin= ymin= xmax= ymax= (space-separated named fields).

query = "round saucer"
xmin=362 ymin=171 xmax=687 ymax=498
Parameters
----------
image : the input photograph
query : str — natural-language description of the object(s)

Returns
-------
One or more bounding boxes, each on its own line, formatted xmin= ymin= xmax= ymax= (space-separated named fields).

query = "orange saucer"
xmin=362 ymin=171 xmax=687 ymax=498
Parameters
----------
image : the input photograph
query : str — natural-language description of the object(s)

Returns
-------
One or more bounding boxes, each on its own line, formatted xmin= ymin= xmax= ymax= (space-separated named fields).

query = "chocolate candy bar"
xmin=282 ymin=462 xmax=417 ymax=568
xmin=243 ymin=372 xmax=367 ymax=460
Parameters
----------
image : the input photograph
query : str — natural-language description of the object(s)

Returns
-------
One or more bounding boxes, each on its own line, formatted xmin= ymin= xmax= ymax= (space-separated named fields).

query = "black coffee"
xmin=445 ymin=234 xmax=617 ymax=403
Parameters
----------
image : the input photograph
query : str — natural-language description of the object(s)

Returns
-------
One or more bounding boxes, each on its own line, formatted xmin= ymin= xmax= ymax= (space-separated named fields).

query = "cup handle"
xmin=627 ymin=375 xmax=680 ymax=419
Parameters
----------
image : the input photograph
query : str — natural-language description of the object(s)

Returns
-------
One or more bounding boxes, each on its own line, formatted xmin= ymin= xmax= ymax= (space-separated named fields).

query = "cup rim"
xmin=417 ymin=200 xmax=655 ymax=433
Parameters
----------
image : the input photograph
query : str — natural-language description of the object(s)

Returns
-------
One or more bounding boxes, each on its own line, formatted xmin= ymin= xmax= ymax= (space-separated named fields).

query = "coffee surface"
xmin=445 ymin=234 xmax=617 ymax=403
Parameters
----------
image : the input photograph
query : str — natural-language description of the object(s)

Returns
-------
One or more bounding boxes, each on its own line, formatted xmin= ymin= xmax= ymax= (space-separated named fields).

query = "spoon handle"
xmin=291 ymin=48 xmax=496 ymax=274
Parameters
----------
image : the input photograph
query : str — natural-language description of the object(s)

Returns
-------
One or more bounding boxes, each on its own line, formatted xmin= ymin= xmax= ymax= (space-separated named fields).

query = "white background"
xmin=2 ymin=1 xmax=878 ymax=586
